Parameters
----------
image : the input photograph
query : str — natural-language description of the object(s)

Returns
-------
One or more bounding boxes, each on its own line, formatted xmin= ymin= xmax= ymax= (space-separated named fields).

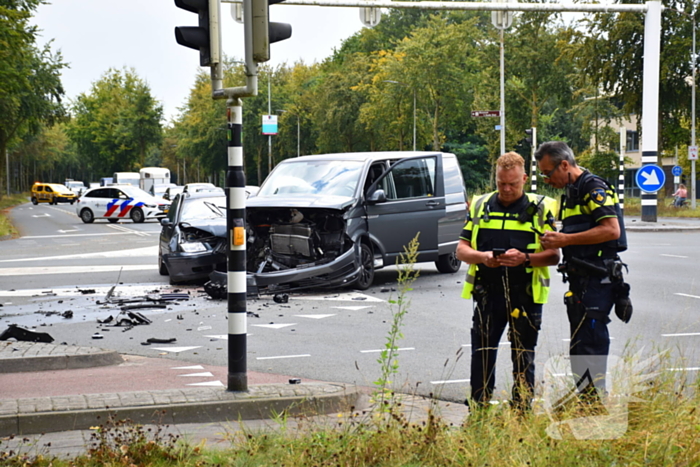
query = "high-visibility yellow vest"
xmin=461 ymin=191 xmax=558 ymax=304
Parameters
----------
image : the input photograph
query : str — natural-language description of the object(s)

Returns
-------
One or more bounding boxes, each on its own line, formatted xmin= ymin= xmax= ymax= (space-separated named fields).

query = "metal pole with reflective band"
xmin=227 ymin=99 xmax=248 ymax=391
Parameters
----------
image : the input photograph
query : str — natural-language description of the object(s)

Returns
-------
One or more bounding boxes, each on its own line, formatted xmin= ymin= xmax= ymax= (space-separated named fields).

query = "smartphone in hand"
xmin=492 ymin=247 xmax=506 ymax=258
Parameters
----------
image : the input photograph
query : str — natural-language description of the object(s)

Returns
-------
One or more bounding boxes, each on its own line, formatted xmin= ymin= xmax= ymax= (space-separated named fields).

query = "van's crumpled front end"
xmin=246 ymin=206 xmax=360 ymax=294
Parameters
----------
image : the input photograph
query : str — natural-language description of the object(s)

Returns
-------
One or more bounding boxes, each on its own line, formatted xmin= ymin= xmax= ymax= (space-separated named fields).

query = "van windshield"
xmin=258 ymin=160 xmax=364 ymax=197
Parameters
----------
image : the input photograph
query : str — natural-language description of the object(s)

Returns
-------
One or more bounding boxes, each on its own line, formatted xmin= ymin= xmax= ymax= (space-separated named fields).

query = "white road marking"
xmin=204 ymin=335 xmax=229 ymax=340
xmin=360 ymin=347 xmax=415 ymax=353
xmin=461 ymin=342 xmax=509 ymax=347
xmin=151 ymin=346 xmax=202 ymax=353
xmin=31 ymin=213 xmax=50 ymax=218
xmin=294 ymin=314 xmax=336 ymax=319
xmin=675 ymin=293 xmax=700 ymax=300
xmin=172 ymin=365 xmax=204 ymax=370
xmin=187 ymin=381 xmax=225 ymax=387
xmin=0 ymin=246 xmax=158 ymax=263
xmin=21 ymin=232 xmax=133 ymax=239
xmin=256 ymin=354 xmax=311 ymax=360
xmin=0 ymin=282 xmax=175 ymax=298
xmin=660 ymin=254 xmax=689 ymax=258
xmin=667 ymin=367 xmax=700 ymax=372
xmin=178 ymin=372 xmax=214 ymax=377
xmin=332 ymin=306 xmax=374 ymax=311
xmin=251 ymin=323 xmax=296 ymax=330
xmin=57 ymin=229 xmax=79 ymax=233
xmin=293 ymin=292 xmax=383 ymax=302
xmin=661 ymin=332 xmax=700 ymax=337
xmin=197 ymin=325 xmax=212 ymax=331
xmin=108 ymin=224 xmax=150 ymax=237
xmin=430 ymin=379 xmax=470 ymax=385
xmin=0 ymin=265 xmax=156 ymax=276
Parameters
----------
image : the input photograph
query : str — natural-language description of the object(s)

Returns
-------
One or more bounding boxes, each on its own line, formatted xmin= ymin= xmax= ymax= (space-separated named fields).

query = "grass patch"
xmin=0 ymin=193 xmax=28 ymax=238
xmin=623 ymin=196 xmax=700 ymax=217
xmin=3 ymin=371 xmax=700 ymax=466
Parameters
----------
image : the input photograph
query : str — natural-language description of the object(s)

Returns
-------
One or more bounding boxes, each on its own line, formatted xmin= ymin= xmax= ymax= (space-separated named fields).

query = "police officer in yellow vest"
xmin=535 ymin=141 xmax=628 ymax=401
xmin=457 ymin=152 xmax=560 ymax=409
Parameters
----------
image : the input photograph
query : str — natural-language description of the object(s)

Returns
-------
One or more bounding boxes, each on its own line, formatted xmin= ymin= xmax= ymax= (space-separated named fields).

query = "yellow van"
xmin=31 ymin=183 xmax=78 ymax=205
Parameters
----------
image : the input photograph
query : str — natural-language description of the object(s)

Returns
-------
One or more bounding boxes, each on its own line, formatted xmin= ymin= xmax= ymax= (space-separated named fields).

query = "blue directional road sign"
xmin=635 ymin=164 xmax=666 ymax=193
xmin=672 ymin=165 xmax=683 ymax=177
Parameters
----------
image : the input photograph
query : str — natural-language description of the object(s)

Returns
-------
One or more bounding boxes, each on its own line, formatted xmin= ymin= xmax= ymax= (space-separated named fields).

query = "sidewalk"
xmin=0 ymin=340 xmax=469 ymax=457
xmin=624 ymin=215 xmax=700 ymax=231
xmin=0 ymin=341 xmax=365 ymax=438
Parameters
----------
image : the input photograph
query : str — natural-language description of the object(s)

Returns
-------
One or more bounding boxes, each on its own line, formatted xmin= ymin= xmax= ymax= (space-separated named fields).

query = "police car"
xmin=75 ymin=185 xmax=169 ymax=224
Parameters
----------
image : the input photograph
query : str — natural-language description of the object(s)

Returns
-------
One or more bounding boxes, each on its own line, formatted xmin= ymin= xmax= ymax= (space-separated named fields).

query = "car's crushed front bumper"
xmin=164 ymin=251 xmax=226 ymax=283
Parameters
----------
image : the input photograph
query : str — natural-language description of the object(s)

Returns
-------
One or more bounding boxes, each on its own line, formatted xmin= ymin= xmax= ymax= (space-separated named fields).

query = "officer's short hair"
xmin=497 ymin=152 xmax=525 ymax=171
xmin=534 ymin=141 xmax=578 ymax=167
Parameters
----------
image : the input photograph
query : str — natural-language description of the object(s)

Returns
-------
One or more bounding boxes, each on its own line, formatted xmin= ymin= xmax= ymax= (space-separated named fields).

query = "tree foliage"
xmin=0 ymin=0 xmax=66 ymax=194
xmin=68 ymin=68 xmax=163 ymax=177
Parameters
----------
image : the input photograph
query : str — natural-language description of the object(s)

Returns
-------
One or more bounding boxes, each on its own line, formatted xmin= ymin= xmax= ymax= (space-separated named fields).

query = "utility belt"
xmin=557 ymin=256 xmax=633 ymax=324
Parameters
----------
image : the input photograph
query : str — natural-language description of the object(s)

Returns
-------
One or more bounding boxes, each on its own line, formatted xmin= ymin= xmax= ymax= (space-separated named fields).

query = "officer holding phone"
xmin=457 ymin=152 xmax=560 ymax=410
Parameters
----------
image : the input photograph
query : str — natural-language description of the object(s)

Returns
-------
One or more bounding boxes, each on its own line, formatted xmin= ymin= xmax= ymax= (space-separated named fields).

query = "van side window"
xmin=388 ymin=157 xmax=436 ymax=200
xmin=443 ymin=155 xmax=465 ymax=195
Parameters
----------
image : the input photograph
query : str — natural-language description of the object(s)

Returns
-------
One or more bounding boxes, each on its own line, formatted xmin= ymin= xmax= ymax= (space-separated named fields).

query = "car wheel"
xmin=70 ymin=200 xmax=75 ymax=205
xmin=354 ymin=243 xmax=375 ymax=290
xmin=49 ymin=198 xmax=55 ymax=205
xmin=158 ymin=251 xmax=168 ymax=276
xmin=435 ymin=251 xmax=461 ymax=274
xmin=31 ymin=197 xmax=38 ymax=205
xmin=80 ymin=208 xmax=95 ymax=224
xmin=131 ymin=207 xmax=145 ymax=223
xmin=107 ymin=218 xmax=119 ymax=224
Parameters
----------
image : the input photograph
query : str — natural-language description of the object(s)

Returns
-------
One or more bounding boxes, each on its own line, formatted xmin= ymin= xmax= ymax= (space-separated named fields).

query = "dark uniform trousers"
xmin=566 ymin=270 xmax=614 ymax=393
xmin=471 ymin=284 xmax=542 ymax=406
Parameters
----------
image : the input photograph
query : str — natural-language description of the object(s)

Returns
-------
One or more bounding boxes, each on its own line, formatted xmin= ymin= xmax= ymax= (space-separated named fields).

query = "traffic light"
xmin=524 ymin=128 xmax=533 ymax=145
xmin=174 ymin=0 xmax=221 ymax=68
xmin=251 ymin=0 xmax=292 ymax=63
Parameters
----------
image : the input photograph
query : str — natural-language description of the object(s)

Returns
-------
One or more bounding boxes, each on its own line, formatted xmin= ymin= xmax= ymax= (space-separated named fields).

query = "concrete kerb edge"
xmin=0 ymin=351 xmax=124 ymax=373
xmin=0 ymin=385 xmax=365 ymax=437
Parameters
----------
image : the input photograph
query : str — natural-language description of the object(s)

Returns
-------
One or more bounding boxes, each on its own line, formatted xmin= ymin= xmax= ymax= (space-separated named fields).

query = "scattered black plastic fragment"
xmin=0 ymin=324 xmax=54 ymax=343
xmin=146 ymin=337 xmax=177 ymax=344
xmin=120 ymin=304 xmax=167 ymax=311
xmin=273 ymin=293 xmax=289 ymax=304
xmin=289 ymin=378 xmax=301 ymax=384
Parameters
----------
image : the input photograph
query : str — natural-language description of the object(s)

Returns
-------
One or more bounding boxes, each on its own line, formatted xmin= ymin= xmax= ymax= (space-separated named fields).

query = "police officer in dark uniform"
xmin=535 ymin=141 xmax=628 ymax=398
xmin=457 ymin=152 xmax=560 ymax=409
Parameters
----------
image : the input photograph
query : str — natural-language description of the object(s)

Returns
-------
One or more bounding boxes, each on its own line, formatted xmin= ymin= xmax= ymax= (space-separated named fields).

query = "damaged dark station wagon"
xmin=245 ymin=151 xmax=468 ymax=294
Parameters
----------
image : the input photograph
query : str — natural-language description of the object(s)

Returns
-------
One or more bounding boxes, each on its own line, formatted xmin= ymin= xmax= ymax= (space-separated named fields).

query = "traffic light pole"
xmin=226 ymin=98 xmax=248 ymax=392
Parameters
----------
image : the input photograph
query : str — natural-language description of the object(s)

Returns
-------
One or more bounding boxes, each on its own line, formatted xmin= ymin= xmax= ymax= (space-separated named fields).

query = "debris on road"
xmin=92 ymin=333 xmax=104 ymax=339
xmin=111 ymin=311 xmax=152 ymax=327
xmin=273 ymin=293 xmax=289 ymax=304
xmin=146 ymin=337 xmax=176 ymax=344
xmin=0 ymin=324 xmax=54 ymax=343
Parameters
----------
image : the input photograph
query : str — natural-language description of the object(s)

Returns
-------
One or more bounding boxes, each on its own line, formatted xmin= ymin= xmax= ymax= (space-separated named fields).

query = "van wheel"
xmin=80 ymin=208 xmax=95 ymax=224
xmin=31 ymin=197 xmax=38 ymax=205
xmin=436 ymin=251 xmax=461 ymax=274
xmin=354 ymin=243 xmax=375 ymax=290
xmin=131 ymin=207 xmax=145 ymax=223
xmin=69 ymin=200 xmax=75 ymax=205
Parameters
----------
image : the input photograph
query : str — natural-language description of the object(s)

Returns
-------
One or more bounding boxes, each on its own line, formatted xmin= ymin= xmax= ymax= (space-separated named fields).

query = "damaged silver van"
xmin=244 ymin=151 xmax=467 ymax=294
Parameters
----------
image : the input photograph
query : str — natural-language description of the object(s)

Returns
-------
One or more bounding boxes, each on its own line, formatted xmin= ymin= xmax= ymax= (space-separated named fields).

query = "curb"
xmin=0 ymin=342 xmax=124 ymax=373
xmin=0 ymin=383 xmax=365 ymax=436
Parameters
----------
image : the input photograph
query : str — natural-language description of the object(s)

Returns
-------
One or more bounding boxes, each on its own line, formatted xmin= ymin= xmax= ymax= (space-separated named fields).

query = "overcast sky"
xmin=32 ymin=0 xmax=365 ymax=123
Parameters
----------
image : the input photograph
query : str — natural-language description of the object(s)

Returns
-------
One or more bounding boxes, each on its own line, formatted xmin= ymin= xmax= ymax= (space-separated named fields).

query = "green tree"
xmin=0 ymin=0 xmax=66 ymax=194
xmin=68 ymin=68 xmax=163 ymax=176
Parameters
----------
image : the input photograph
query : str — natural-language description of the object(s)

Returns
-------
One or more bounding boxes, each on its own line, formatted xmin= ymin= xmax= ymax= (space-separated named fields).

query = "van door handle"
xmin=425 ymin=200 xmax=440 ymax=207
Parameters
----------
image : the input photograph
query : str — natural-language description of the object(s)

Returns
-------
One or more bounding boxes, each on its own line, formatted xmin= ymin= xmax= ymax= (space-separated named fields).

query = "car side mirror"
xmin=367 ymin=189 xmax=387 ymax=204
xmin=160 ymin=218 xmax=171 ymax=227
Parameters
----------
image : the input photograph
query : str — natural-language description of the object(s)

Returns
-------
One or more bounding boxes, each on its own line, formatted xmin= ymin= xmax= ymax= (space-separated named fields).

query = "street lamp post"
xmin=383 ymin=80 xmax=416 ymax=151
xmin=692 ymin=17 xmax=697 ymax=209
